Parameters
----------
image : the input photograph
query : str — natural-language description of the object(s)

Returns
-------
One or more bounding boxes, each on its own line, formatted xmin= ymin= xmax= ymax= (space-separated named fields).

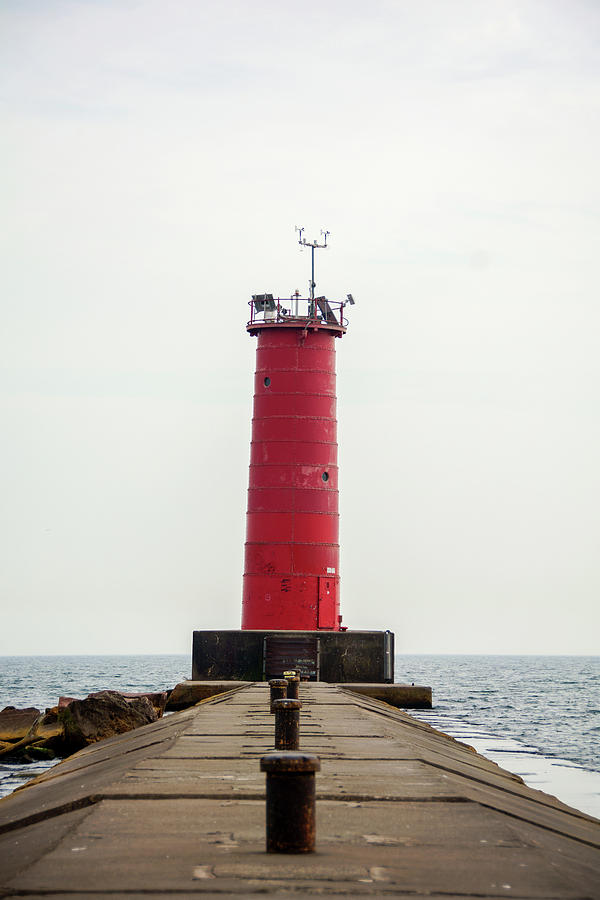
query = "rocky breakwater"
xmin=0 ymin=690 xmax=167 ymax=762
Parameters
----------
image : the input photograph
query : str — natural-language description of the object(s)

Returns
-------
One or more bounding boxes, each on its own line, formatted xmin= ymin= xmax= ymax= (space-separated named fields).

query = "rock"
xmin=0 ymin=708 xmax=45 ymax=760
xmin=19 ymin=743 xmax=57 ymax=762
xmin=58 ymin=696 xmax=78 ymax=709
xmin=1 ymin=692 xmax=165 ymax=762
xmin=119 ymin=692 xmax=168 ymax=717
xmin=58 ymin=690 xmax=158 ymax=753
xmin=85 ymin=691 xmax=167 ymax=718
xmin=0 ymin=707 xmax=41 ymax=742
xmin=59 ymin=692 xmax=167 ymax=717
xmin=36 ymin=707 xmax=65 ymax=744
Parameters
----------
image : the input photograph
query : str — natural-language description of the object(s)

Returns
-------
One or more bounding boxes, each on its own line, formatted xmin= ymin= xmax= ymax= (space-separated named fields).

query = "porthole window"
xmin=263 ymin=376 xmax=271 ymax=387
xmin=322 ymin=471 xmax=329 ymax=482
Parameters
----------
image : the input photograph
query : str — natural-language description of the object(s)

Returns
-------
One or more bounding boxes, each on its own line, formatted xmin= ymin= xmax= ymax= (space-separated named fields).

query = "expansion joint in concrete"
xmin=0 ymin=795 xmax=100 ymax=837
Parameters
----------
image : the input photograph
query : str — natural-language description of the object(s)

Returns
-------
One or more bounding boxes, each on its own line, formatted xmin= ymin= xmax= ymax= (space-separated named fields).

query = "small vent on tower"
xmin=322 ymin=472 xmax=329 ymax=482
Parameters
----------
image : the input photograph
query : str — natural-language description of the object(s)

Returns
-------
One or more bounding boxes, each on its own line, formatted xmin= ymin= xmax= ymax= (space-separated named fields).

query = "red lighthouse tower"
xmin=192 ymin=231 xmax=394 ymax=684
xmin=242 ymin=229 xmax=349 ymax=632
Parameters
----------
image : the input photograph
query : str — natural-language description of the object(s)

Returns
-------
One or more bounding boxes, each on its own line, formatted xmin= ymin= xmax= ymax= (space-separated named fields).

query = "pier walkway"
xmin=1 ymin=682 xmax=599 ymax=897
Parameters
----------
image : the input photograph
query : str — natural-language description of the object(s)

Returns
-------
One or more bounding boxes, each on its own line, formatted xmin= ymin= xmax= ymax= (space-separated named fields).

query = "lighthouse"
xmin=192 ymin=231 xmax=394 ymax=683
xmin=242 ymin=228 xmax=348 ymax=632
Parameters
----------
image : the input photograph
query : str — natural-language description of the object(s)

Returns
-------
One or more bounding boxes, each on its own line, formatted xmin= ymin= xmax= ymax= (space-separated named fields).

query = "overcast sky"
xmin=1 ymin=0 xmax=599 ymax=657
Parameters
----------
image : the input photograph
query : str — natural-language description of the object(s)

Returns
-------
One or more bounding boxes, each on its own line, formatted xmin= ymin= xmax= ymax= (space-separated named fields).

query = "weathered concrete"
xmin=343 ymin=683 xmax=432 ymax=708
xmin=192 ymin=629 xmax=394 ymax=682
xmin=0 ymin=682 xmax=599 ymax=897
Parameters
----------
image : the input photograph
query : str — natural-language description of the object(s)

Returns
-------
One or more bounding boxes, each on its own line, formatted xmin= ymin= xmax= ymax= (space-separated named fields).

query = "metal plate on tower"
xmin=264 ymin=635 xmax=320 ymax=681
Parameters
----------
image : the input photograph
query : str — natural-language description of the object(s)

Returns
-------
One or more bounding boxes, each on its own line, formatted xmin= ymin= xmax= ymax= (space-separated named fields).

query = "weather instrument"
xmin=295 ymin=226 xmax=330 ymax=314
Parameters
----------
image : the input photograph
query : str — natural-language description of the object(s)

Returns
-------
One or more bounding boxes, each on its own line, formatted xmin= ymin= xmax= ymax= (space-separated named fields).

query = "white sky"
xmin=1 ymin=0 xmax=599 ymax=656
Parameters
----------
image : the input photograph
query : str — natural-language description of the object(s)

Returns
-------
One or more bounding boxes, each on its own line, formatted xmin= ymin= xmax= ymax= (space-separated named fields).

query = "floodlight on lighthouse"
xmin=346 ymin=294 xmax=355 ymax=305
xmin=252 ymin=294 xmax=276 ymax=313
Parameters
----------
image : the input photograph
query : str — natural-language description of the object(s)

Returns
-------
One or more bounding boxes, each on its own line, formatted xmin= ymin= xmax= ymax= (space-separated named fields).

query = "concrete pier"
xmin=1 ymin=682 xmax=599 ymax=896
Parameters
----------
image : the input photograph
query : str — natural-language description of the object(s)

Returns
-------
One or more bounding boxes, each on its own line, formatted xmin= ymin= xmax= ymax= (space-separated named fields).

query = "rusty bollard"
xmin=269 ymin=678 xmax=288 ymax=713
xmin=260 ymin=752 xmax=321 ymax=853
xmin=285 ymin=674 xmax=300 ymax=700
xmin=273 ymin=698 xmax=302 ymax=750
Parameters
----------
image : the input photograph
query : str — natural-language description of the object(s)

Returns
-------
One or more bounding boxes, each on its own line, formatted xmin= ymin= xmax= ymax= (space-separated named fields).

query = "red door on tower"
xmin=318 ymin=577 xmax=337 ymax=629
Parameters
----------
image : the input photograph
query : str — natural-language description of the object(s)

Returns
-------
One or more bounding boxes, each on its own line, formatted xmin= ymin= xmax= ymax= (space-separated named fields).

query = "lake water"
xmin=397 ymin=654 xmax=600 ymax=818
xmin=1 ymin=653 xmax=598 ymax=817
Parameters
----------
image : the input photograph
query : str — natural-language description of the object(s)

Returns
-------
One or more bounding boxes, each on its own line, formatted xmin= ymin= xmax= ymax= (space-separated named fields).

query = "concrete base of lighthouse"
xmin=192 ymin=629 xmax=394 ymax=684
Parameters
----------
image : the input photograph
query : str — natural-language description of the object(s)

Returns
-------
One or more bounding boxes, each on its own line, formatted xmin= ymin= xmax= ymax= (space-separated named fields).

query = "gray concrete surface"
xmin=342 ymin=683 xmax=432 ymax=708
xmin=0 ymin=682 xmax=599 ymax=897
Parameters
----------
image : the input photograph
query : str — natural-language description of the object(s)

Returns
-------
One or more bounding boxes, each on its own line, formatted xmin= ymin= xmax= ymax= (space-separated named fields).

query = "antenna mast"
xmin=295 ymin=226 xmax=330 ymax=315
